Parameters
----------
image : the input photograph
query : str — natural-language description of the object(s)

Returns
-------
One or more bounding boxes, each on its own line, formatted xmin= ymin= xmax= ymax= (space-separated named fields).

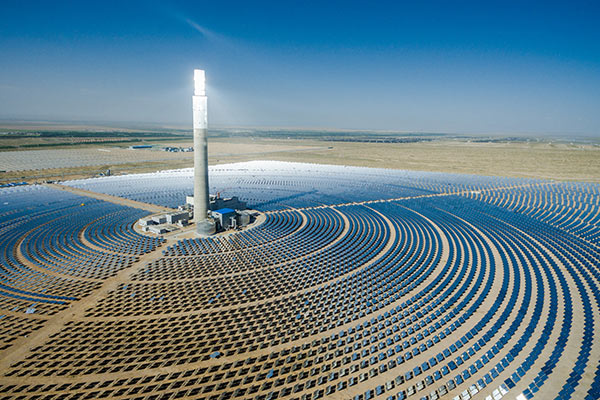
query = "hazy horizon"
xmin=1 ymin=1 xmax=599 ymax=136
xmin=3 ymin=118 xmax=600 ymax=142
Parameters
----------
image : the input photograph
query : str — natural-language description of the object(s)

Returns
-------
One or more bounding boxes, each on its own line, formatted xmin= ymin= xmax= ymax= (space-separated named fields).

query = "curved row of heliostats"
xmin=0 ymin=163 xmax=598 ymax=400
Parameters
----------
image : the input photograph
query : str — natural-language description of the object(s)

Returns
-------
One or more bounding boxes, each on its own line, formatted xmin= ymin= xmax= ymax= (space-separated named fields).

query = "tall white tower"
xmin=192 ymin=69 xmax=215 ymax=235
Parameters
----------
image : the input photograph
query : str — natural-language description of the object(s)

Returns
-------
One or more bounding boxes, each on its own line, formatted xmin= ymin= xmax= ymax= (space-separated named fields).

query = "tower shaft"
xmin=192 ymin=69 xmax=212 ymax=234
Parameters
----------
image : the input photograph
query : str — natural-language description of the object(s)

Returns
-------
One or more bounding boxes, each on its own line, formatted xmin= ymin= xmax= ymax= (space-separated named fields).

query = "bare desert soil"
xmin=1 ymin=136 xmax=598 ymax=183
xmin=265 ymin=138 xmax=600 ymax=182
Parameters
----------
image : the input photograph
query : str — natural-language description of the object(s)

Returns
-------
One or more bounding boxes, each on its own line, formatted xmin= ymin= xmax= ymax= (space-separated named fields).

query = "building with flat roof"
xmin=186 ymin=194 xmax=247 ymax=212
xmin=211 ymin=208 xmax=237 ymax=230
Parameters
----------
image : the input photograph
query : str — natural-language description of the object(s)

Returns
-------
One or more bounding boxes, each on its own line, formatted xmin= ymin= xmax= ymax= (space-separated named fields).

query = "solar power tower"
xmin=192 ymin=69 xmax=216 ymax=235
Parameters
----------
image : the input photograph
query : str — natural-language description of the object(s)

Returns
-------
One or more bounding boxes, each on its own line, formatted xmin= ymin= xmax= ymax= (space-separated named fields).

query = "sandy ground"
xmin=264 ymin=139 xmax=600 ymax=182
xmin=0 ymin=141 xmax=324 ymax=172
xmin=1 ymin=137 xmax=599 ymax=183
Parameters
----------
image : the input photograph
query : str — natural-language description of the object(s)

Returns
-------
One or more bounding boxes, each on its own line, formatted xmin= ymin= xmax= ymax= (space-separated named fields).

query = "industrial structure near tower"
xmin=136 ymin=70 xmax=253 ymax=236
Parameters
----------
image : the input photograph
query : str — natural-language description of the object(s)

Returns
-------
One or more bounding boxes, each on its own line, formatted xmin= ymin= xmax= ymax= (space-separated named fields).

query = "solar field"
xmin=0 ymin=161 xmax=599 ymax=400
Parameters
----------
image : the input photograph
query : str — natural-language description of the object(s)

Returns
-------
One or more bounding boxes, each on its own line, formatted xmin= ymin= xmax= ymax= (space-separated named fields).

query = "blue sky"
xmin=0 ymin=0 xmax=599 ymax=135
